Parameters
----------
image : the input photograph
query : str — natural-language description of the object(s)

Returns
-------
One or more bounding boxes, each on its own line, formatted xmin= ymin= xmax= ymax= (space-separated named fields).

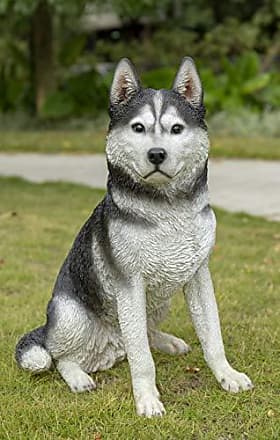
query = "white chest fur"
xmin=110 ymin=196 xmax=216 ymax=293
xmin=143 ymin=208 xmax=215 ymax=288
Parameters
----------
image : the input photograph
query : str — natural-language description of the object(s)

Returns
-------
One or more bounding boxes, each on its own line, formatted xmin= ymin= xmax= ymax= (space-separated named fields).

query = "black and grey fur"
xmin=15 ymin=57 xmax=253 ymax=417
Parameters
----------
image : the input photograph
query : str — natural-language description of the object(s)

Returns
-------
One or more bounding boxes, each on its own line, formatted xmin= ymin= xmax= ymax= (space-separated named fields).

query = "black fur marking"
xmin=107 ymin=187 xmax=155 ymax=228
xmin=15 ymin=326 xmax=46 ymax=364
xmin=46 ymin=298 xmax=57 ymax=329
xmin=97 ymin=198 xmax=114 ymax=272
xmin=108 ymin=159 xmax=208 ymax=203
xmin=160 ymin=89 xmax=207 ymax=130
xmin=49 ymin=183 xmax=155 ymax=318
xmin=51 ymin=209 xmax=106 ymax=316
xmin=109 ymin=88 xmax=207 ymax=131
xmin=109 ymin=88 xmax=156 ymax=130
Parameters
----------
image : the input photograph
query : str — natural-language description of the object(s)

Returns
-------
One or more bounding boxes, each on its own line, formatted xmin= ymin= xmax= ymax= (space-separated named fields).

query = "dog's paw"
xmin=136 ymin=393 xmax=166 ymax=417
xmin=216 ymin=366 xmax=253 ymax=393
xmin=150 ymin=331 xmax=191 ymax=356
xmin=163 ymin=335 xmax=191 ymax=355
xmin=57 ymin=360 xmax=97 ymax=393
xmin=68 ymin=371 xmax=96 ymax=393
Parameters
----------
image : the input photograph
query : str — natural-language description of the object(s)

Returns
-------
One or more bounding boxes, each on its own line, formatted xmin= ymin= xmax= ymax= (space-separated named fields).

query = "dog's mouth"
xmin=143 ymin=166 xmax=173 ymax=180
xmin=133 ymin=164 xmax=184 ymax=182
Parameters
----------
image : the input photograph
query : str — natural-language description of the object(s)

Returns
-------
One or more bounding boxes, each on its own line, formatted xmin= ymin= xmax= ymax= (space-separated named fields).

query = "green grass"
xmin=210 ymin=136 xmax=280 ymax=160
xmin=0 ymin=130 xmax=107 ymax=154
xmin=0 ymin=178 xmax=280 ymax=439
xmin=0 ymin=130 xmax=279 ymax=159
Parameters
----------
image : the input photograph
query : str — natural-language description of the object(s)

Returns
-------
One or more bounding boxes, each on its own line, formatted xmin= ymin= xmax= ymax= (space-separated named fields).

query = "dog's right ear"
xmin=110 ymin=58 xmax=141 ymax=106
xmin=172 ymin=57 xmax=202 ymax=108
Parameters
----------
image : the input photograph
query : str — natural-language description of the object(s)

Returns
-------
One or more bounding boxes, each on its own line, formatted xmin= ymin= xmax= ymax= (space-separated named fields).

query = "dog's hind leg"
xmin=149 ymin=330 xmax=191 ymax=355
xmin=56 ymin=360 xmax=96 ymax=392
xmin=148 ymin=299 xmax=191 ymax=356
xmin=44 ymin=294 xmax=120 ymax=392
xmin=15 ymin=326 xmax=52 ymax=373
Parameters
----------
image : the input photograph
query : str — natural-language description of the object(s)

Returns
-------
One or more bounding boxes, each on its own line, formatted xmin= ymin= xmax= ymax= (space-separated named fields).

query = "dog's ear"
xmin=110 ymin=58 xmax=141 ymax=105
xmin=172 ymin=57 xmax=202 ymax=108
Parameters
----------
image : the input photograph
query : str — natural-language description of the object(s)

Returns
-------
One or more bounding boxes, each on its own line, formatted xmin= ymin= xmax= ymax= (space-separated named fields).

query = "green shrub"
xmin=0 ymin=37 xmax=29 ymax=112
xmin=142 ymin=67 xmax=175 ymax=89
xmin=141 ymin=52 xmax=280 ymax=115
xmin=42 ymin=69 xmax=109 ymax=119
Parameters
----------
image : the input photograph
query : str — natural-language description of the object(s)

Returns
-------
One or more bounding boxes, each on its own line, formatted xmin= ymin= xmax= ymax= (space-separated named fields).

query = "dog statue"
xmin=16 ymin=58 xmax=253 ymax=417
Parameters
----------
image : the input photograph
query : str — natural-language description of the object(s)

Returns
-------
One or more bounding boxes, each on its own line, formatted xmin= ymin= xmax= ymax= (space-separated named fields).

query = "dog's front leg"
xmin=184 ymin=261 xmax=253 ymax=393
xmin=117 ymin=278 xmax=165 ymax=417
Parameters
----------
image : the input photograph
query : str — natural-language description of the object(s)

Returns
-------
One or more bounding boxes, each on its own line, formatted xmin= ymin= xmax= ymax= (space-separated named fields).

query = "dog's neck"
xmin=107 ymin=159 xmax=209 ymax=223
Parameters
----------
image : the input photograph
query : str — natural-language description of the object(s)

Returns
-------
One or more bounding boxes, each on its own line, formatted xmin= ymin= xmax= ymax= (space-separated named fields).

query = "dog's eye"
xmin=132 ymin=123 xmax=145 ymax=133
xmin=171 ymin=124 xmax=184 ymax=134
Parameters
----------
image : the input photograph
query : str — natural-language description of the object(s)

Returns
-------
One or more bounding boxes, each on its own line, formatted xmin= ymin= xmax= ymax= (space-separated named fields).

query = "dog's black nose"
xmin=147 ymin=148 xmax=167 ymax=165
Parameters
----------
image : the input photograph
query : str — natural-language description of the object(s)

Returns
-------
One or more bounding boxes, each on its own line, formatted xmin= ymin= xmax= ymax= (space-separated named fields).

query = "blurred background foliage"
xmin=0 ymin=0 xmax=279 ymax=135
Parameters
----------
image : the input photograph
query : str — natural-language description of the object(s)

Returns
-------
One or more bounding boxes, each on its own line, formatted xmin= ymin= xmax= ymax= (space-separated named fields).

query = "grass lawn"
xmin=0 ymin=130 xmax=107 ymax=155
xmin=0 ymin=130 xmax=279 ymax=160
xmin=0 ymin=178 xmax=279 ymax=439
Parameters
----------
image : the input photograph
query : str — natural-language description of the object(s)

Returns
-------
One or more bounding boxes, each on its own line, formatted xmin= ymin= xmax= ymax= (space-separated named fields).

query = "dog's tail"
xmin=15 ymin=326 xmax=52 ymax=373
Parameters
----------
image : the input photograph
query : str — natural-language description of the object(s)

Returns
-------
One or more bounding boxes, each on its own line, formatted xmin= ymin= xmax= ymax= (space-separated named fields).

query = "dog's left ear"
xmin=172 ymin=57 xmax=202 ymax=108
xmin=110 ymin=58 xmax=141 ymax=106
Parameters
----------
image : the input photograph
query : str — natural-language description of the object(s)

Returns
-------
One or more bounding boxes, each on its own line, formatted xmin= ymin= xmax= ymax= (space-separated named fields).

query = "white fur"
xmin=20 ymin=345 xmax=52 ymax=372
xmin=135 ymin=385 xmax=166 ymax=417
xmin=149 ymin=330 xmax=191 ymax=355
xmin=130 ymin=104 xmax=155 ymax=128
xmin=184 ymin=262 xmax=253 ymax=393
xmin=46 ymin=295 xmax=125 ymax=373
xmin=57 ymin=360 xmax=96 ymax=392
xmin=153 ymin=91 xmax=164 ymax=135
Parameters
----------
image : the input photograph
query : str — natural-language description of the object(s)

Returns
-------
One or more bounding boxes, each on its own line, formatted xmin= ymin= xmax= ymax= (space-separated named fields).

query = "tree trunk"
xmin=173 ymin=0 xmax=182 ymax=19
xmin=30 ymin=0 xmax=55 ymax=116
